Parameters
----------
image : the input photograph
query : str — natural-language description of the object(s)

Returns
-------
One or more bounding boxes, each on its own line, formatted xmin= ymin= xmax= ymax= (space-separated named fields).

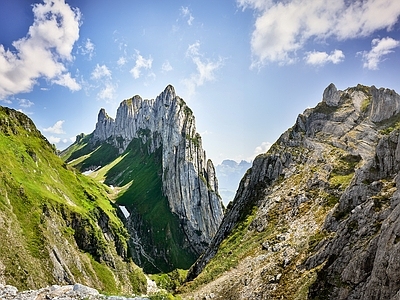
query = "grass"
xmin=182 ymin=206 xmax=262 ymax=290
xmin=0 ymin=106 xmax=147 ymax=293
xmin=71 ymin=134 xmax=198 ymax=273
xmin=151 ymin=269 xmax=188 ymax=292
xmin=104 ymin=138 xmax=197 ymax=273
xmin=89 ymin=254 xmax=118 ymax=294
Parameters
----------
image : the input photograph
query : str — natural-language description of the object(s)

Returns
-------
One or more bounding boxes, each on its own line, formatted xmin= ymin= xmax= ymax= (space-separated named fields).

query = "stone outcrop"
xmin=184 ymin=84 xmax=400 ymax=300
xmin=0 ymin=283 xmax=149 ymax=300
xmin=66 ymin=85 xmax=224 ymax=272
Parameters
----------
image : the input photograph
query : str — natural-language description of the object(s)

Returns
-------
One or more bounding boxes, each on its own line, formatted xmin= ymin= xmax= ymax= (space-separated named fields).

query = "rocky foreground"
xmin=0 ymin=283 xmax=150 ymax=300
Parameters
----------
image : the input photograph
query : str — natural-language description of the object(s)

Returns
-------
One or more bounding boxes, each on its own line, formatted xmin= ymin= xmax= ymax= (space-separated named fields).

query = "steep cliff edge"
xmin=62 ymin=85 xmax=224 ymax=273
xmin=0 ymin=107 xmax=147 ymax=295
xmin=183 ymin=84 xmax=400 ymax=299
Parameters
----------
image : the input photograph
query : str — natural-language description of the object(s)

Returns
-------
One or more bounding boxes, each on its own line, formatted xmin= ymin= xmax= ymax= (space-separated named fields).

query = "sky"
xmin=1 ymin=0 xmax=400 ymax=166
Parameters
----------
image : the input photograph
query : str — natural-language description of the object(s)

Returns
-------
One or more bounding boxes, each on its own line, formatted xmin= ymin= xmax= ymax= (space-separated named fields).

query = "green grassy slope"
xmin=63 ymin=133 xmax=198 ymax=273
xmin=108 ymin=138 xmax=197 ymax=273
xmin=0 ymin=107 xmax=146 ymax=295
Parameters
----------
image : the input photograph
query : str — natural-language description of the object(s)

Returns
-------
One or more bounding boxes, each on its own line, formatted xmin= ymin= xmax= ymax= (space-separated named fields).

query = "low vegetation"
xmin=0 ymin=107 xmax=147 ymax=295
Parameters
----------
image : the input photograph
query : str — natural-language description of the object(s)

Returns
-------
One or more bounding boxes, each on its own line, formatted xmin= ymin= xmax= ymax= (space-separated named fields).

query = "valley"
xmin=2 ymin=84 xmax=400 ymax=299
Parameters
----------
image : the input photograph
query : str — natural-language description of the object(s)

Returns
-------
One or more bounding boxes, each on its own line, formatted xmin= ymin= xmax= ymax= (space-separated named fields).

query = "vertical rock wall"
xmin=91 ymin=85 xmax=224 ymax=257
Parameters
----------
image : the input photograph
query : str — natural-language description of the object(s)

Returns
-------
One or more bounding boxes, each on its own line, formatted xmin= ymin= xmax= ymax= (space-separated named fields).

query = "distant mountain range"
xmin=215 ymin=160 xmax=251 ymax=205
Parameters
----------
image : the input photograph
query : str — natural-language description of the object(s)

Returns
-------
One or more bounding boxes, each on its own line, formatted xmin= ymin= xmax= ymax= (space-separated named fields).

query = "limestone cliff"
xmin=63 ymin=85 xmax=224 ymax=273
xmin=183 ymin=84 xmax=400 ymax=299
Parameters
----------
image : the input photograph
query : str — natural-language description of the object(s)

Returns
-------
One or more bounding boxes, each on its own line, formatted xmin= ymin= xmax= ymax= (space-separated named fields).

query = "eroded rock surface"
xmin=184 ymin=84 xmax=400 ymax=300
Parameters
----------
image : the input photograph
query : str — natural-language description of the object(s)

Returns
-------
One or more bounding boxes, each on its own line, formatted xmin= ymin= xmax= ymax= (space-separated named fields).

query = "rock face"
xmin=0 ymin=283 xmax=149 ymax=300
xmin=184 ymin=84 xmax=400 ymax=299
xmin=64 ymin=85 xmax=224 ymax=272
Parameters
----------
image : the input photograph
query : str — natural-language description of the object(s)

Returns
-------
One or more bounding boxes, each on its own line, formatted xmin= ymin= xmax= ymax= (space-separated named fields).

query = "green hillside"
xmin=63 ymin=134 xmax=198 ymax=273
xmin=0 ymin=107 xmax=146 ymax=295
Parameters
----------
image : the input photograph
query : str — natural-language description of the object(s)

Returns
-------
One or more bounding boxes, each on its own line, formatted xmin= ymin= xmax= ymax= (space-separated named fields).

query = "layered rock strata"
xmin=73 ymin=85 xmax=224 ymax=271
xmin=184 ymin=84 xmax=400 ymax=300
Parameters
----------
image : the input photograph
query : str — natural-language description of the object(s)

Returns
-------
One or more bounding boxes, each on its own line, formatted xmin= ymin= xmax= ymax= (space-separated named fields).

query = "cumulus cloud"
xmin=43 ymin=120 xmax=65 ymax=134
xmin=0 ymin=0 xmax=82 ymax=98
xmin=130 ymin=51 xmax=153 ymax=79
xmin=47 ymin=136 xmax=61 ymax=144
xmin=183 ymin=41 xmax=224 ymax=95
xmin=91 ymin=64 xmax=112 ymax=80
xmin=304 ymin=49 xmax=345 ymax=66
xmin=90 ymin=64 xmax=116 ymax=100
xmin=360 ymin=37 xmax=400 ymax=70
xmin=53 ymin=73 xmax=81 ymax=91
xmin=181 ymin=6 xmax=194 ymax=26
xmin=117 ymin=56 xmax=127 ymax=66
xmin=162 ymin=60 xmax=173 ymax=72
xmin=97 ymin=82 xmax=117 ymax=101
xmin=237 ymin=0 xmax=400 ymax=66
xmin=252 ymin=141 xmax=272 ymax=159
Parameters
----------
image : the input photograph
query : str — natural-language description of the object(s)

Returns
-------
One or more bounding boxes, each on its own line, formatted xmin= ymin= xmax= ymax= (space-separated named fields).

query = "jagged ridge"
xmin=63 ymin=85 xmax=224 ymax=273
xmin=0 ymin=107 xmax=147 ymax=295
xmin=183 ymin=84 xmax=400 ymax=300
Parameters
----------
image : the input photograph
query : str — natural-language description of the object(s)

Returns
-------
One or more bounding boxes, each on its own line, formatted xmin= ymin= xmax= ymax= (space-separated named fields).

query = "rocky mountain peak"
xmin=185 ymin=83 xmax=400 ymax=299
xmin=370 ymin=85 xmax=400 ymax=122
xmin=323 ymin=83 xmax=340 ymax=106
xmin=64 ymin=85 xmax=224 ymax=272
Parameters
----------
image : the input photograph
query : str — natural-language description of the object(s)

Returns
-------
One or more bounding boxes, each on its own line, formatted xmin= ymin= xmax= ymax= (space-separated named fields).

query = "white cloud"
xmin=130 ymin=51 xmax=153 ymax=79
xmin=0 ymin=0 xmax=81 ymax=98
xmin=52 ymin=72 xmax=81 ymax=91
xmin=162 ymin=60 xmax=173 ymax=72
xmin=80 ymin=38 xmax=95 ymax=60
xmin=360 ymin=37 xmax=400 ymax=70
xmin=181 ymin=6 xmax=194 ymax=26
xmin=238 ymin=0 xmax=400 ymax=66
xmin=183 ymin=41 xmax=224 ymax=96
xmin=90 ymin=64 xmax=116 ymax=101
xmin=305 ymin=49 xmax=345 ymax=66
xmin=98 ymin=82 xmax=117 ymax=101
xmin=91 ymin=64 xmax=112 ymax=80
xmin=1 ymin=99 xmax=12 ymax=104
xmin=47 ymin=136 xmax=61 ymax=144
xmin=251 ymin=141 xmax=272 ymax=160
xmin=117 ymin=56 xmax=127 ymax=66
xmin=18 ymin=98 xmax=34 ymax=108
xmin=43 ymin=120 xmax=65 ymax=134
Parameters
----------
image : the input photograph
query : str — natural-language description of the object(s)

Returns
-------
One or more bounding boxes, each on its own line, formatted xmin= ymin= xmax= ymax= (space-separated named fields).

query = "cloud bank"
xmin=0 ymin=0 xmax=82 ymax=98
xmin=238 ymin=0 xmax=400 ymax=66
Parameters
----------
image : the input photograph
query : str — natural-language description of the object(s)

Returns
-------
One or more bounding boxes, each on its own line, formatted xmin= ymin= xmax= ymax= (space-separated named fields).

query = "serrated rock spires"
xmin=91 ymin=85 xmax=224 ymax=257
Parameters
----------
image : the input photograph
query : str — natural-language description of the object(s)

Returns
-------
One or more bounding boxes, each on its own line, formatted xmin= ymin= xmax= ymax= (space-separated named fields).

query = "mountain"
xmin=62 ymin=85 xmax=224 ymax=273
xmin=216 ymin=160 xmax=251 ymax=205
xmin=0 ymin=106 xmax=147 ymax=295
xmin=182 ymin=84 xmax=400 ymax=299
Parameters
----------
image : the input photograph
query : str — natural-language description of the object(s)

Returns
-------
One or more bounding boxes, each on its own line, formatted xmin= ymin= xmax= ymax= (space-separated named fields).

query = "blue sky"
xmin=1 ymin=0 xmax=400 ymax=165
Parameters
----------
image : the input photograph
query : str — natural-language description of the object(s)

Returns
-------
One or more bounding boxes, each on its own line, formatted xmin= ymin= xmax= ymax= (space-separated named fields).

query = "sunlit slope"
xmin=0 ymin=107 xmax=146 ymax=295
xmin=63 ymin=135 xmax=197 ymax=273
